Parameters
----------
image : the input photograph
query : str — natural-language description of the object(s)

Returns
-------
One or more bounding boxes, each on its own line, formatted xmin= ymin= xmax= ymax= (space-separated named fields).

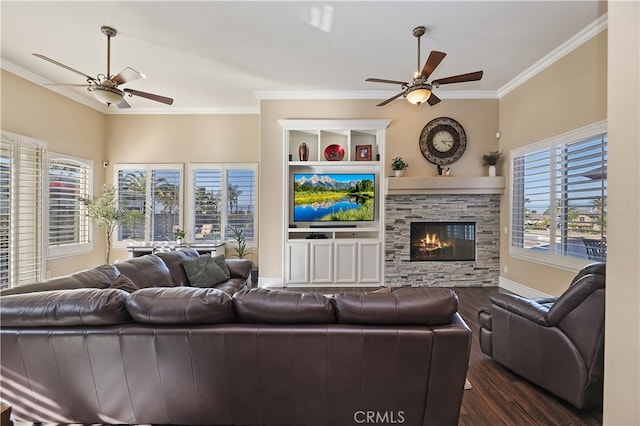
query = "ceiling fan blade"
xmin=376 ymin=92 xmax=404 ymax=107
xmin=366 ymin=78 xmax=409 ymax=86
xmin=124 ymin=88 xmax=174 ymax=105
xmin=111 ymin=67 xmax=145 ymax=85
xmin=427 ymin=93 xmax=441 ymax=106
xmin=44 ymin=83 xmax=91 ymax=87
xmin=420 ymin=51 xmax=446 ymax=80
xmin=33 ymin=53 xmax=96 ymax=82
xmin=432 ymin=71 xmax=484 ymax=86
xmin=117 ymin=98 xmax=131 ymax=109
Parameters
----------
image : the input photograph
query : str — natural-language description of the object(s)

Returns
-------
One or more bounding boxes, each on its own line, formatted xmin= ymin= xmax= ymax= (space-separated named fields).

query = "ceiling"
xmin=1 ymin=1 xmax=607 ymax=114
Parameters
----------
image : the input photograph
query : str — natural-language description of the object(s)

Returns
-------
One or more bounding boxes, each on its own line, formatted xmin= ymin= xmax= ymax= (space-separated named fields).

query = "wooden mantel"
xmin=385 ymin=176 xmax=506 ymax=195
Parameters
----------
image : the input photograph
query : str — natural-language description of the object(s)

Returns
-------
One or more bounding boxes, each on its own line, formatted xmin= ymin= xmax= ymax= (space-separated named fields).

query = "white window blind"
xmin=48 ymin=155 xmax=92 ymax=257
xmin=115 ymin=164 xmax=183 ymax=243
xmin=188 ymin=164 xmax=257 ymax=243
xmin=511 ymin=121 xmax=607 ymax=268
xmin=1 ymin=131 xmax=45 ymax=289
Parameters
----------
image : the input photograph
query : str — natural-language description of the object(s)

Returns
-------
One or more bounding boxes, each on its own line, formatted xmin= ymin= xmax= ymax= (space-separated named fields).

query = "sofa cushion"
xmin=114 ymin=255 xmax=174 ymax=288
xmin=126 ymin=287 xmax=235 ymax=324
xmin=110 ymin=274 xmax=138 ymax=293
xmin=0 ymin=264 xmax=119 ymax=296
xmin=0 ymin=288 xmax=131 ymax=326
xmin=155 ymin=248 xmax=200 ymax=286
xmin=233 ymin=288 xmax=335 ymax=324
xmin=182 ymin=254 xmax=231 ymax=287
xmin=332 ymin=287 xmax=459 ymax=326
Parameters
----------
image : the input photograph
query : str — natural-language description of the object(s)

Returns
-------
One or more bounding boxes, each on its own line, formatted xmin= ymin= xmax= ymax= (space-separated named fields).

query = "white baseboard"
xmin=499 ymin=276 xmax=552 ymax=299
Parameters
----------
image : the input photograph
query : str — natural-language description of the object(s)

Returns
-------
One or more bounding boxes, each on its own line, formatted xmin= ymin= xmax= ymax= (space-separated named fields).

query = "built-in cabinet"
xmin=279 ymin=119 xmax=390 ymax=287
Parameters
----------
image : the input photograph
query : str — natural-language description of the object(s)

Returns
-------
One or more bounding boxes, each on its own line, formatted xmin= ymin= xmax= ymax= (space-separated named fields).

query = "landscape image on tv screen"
xmin=293 ymin=173 xmax=375 ymax=222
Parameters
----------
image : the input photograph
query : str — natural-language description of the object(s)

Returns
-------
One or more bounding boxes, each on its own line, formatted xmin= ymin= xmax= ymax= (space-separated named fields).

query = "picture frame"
xmin=356 ymin=145 xmax=372 ymax=161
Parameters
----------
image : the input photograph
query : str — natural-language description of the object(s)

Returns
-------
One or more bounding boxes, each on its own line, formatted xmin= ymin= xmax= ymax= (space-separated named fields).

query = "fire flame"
xmin=417 ymin=233 xmax=451 ymax=251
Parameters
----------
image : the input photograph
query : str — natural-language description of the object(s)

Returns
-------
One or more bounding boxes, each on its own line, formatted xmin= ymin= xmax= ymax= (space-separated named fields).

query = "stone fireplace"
xmin=384 ymin=176 xmax=504 ymax=287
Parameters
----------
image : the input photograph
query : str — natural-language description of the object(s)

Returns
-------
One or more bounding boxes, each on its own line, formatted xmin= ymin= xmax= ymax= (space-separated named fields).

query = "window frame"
xmin=114 ymin=163 xmax=184 ymax=247
xmin=187 ymin=163 xmax=258 ymax=246
xmin=47 ymin=152 xmax=93 ymax=259
xmin=509 ymin=120 xmax=607 ymax=272
xmin=1 ymin=131 xmax=46 ymax=289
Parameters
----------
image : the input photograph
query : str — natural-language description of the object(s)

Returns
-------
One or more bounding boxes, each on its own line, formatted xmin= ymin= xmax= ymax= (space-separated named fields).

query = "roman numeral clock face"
xmin=419 ymin=117 xmax=467 ymax=165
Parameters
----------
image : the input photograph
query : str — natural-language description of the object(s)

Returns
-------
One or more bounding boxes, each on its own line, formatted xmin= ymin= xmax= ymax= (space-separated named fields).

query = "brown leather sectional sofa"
xmin=0 ymin=249 xmax=472 ymax=425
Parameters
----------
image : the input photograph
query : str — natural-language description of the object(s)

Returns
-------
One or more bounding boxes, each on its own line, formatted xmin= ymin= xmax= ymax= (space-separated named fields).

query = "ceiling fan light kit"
xmin=366 ymin=26 xmax=483 ymax=107
xmin=90 ymin=85 xmax=124 ymax=105
xmin=33 ymin=25 xmax=173 ymax=109
xmin=405 ymin=84 xmax=432 ymax=105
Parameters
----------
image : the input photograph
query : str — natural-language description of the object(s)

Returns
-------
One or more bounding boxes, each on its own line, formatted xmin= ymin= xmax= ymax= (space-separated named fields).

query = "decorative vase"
xmin=176 ymin=238 xmax=183 ymax=245
xmin=488 ymin=165 xmax=496 ymax=177
xmin=395 ymin=170 xmax=405 ymax=177
xmin=299 ymin=142 xmax=309 ymax=161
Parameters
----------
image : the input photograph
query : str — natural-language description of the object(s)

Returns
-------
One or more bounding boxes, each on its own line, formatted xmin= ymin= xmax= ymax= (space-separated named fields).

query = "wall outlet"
xmin=504 ymin=226 xmax=508 ymax=234
xmin=46 ymin=271 xmax=51 ymax=278
xmin=503 ymin=265 xmax=508 ymax=273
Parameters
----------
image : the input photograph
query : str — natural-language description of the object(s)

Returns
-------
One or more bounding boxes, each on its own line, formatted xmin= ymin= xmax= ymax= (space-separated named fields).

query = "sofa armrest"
xmin=225 ymin=259 xmax=254 ymax=280
xmin=489 ymin=293 xmax=551 ymax=326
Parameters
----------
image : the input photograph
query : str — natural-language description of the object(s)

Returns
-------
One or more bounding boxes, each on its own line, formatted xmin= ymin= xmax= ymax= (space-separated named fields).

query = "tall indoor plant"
xmin=83 ymin=184 xmax=129 ymax=264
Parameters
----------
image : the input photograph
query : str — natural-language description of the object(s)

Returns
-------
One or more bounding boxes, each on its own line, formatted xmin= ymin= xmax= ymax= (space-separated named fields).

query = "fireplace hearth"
xmin=410 ymin=222 xmax=476 ymax=261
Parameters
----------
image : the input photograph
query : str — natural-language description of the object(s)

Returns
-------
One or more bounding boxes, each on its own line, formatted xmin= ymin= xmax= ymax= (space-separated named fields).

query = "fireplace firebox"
xmin=410 ymin=222 xmax=476 ymax=261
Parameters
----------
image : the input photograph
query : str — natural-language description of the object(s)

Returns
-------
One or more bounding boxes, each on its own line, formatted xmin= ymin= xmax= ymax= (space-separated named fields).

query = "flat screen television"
xmin=292 ymin=173 xmax=376 ymax=223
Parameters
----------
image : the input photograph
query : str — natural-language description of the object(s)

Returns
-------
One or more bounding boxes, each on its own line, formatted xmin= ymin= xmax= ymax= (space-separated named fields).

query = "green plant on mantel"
xmin=173 ymin=228 xmax=186 ymax=240
xmin=482 ymin=151 xmax=502 ymax=166
xmin=391 ymin=157 xmax=409 ymax=170
xmin=82 ymin=184 xmax=129 ymax=264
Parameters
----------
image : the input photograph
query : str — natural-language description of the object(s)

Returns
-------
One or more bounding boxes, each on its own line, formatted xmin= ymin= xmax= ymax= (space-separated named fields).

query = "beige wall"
xmin=497 ymin=31 xmax=608 ymax=295
xmin=1 ymin=70 xmax=108 ymax=277
xmin=104 ymin=114 xmax=260 ymax=262
xmin=258 ymin=98 xmax=499 ymax=282
xmin=604 ymin=2 xmax=640 ymax=424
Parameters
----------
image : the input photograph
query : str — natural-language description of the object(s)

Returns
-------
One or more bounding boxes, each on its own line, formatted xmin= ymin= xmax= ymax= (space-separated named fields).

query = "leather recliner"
xmin=477 ymin=263 xmax=605 ymax=409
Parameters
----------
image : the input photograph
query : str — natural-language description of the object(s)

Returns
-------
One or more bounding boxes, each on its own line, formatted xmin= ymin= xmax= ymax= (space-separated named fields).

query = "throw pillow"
xmin=182 ymin=254 xmax=231 ymax=287
xmin=110 ymin=274 xmax=138 ymax=293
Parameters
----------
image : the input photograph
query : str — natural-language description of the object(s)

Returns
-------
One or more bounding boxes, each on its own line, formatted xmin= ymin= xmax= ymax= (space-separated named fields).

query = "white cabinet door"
xmin=287 ymin=241 xmax=310 ymax=284
xmin=310 ymin=241 xmax=333 ymax=283
xmin=359 ymin=240 xmax=381 ymax=283
xmin=335 ymin=241 xmax=358 ymax=283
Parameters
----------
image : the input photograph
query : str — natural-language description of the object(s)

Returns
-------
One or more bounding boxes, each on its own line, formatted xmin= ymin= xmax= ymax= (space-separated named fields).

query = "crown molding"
xmin=256 ymin=89 xmax=498 ymax=101
xmin=106 ymin=106 xmax=260 ymax=115
xmin=1 ymin=59 xmax=108 ymax=113
xmin=498 ymin=13 xmax=608 ymax=98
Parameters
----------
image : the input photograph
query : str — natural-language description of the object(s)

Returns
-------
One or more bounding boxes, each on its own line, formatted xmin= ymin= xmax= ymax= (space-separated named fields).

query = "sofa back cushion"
xmin=0 ymin=264 xmax=119 ymax=296
xmin=0 ymin=288 xmax=131 ymax=326
xmin=126 ymin=287 xmax=235 ymax=324
xmin=233 ymin=288 xmax=335 ymax=324
xmin=332 ymin=287 xmax=459 ymax=326
xmin=155 ymin=248 xmax=200 ymax=286
xmin=115 ymin=255 xmax=173 ymax=288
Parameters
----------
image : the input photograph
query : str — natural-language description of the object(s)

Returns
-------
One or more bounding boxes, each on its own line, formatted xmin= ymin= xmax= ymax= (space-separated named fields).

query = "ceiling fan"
xmin=33 ymin=26 xmax=173 ymax=108
xmin=366 ymin=26 xmax=483 ymax=107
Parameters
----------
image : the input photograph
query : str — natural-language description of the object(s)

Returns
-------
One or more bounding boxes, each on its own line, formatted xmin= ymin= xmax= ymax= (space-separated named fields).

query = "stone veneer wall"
xmin=385 ymin=194 xmax=501 ymax=287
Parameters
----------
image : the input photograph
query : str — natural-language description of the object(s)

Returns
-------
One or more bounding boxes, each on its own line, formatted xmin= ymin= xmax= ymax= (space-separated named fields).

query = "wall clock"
xmin=419 ymin=117 xmax=467 ymax=165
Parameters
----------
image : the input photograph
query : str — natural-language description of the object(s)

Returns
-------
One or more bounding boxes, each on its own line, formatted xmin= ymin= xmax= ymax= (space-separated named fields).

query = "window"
xmin=188 ymin=164 xmax=256 ymax=244
xmin=48 ymin=154 xmax=92 ymax=257
xmin=511 ymin=121 xmax=607 ymax=269
xmin=1 ymin=131 xmax=45 ymax=289
xmin=115 ymin=164 xmax=183 ymax=243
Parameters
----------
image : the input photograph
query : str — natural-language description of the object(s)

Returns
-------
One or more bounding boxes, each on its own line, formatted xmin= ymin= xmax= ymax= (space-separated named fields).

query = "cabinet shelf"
xmin=280 ymin=119 xmax=390 ymax=287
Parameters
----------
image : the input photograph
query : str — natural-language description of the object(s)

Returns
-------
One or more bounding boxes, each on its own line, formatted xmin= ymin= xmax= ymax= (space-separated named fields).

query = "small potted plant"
xmin=391 ymin=157 xmax=409 ymax=177
xmin=173 ymin=228 xmax=186 ymax=244
xmin=482 ymin=151 xmax=502 ymax=176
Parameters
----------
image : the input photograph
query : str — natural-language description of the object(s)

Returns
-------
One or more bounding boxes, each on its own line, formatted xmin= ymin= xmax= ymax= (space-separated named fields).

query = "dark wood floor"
xmin=454 ymin=286 xmax=602 ymax=426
